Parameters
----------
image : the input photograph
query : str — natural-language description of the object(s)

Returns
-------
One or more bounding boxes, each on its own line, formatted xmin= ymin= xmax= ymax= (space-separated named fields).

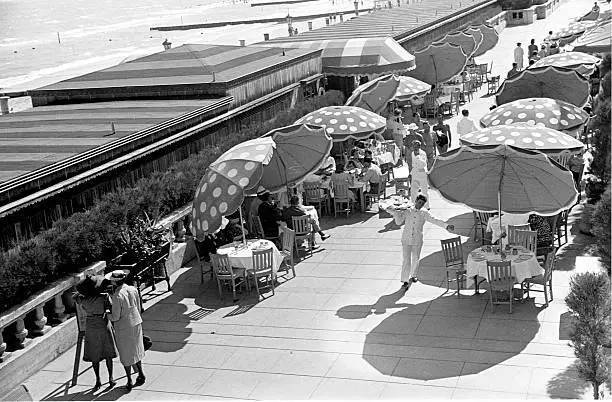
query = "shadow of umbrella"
xmin=352 ymin=290 xmax=542 ymax=381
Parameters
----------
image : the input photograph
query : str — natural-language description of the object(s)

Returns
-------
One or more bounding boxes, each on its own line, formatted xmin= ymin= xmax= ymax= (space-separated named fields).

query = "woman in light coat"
xmin=390 ymin=195 xmax=454 ymax=287
xmin=106 ymin=270 xmax=146 ymax=392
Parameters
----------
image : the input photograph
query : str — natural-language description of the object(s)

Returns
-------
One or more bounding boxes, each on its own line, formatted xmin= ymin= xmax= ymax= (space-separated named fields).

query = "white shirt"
xmin=410 ymin=150 xmax=428 ymax=177
xmin=325 ymin=155 xmax=336 ymax=172
xmin=362 ymin=163 xmax=382 ymax=184
xmin=457 ymin=116 xmax=479 ymax=136
xmin=514 ymin=46 xmax=524 ymax=63
xmin=486 ymin=213 xmax=530 ymax=244
xmin=392 ymin=207 xmax=447 ymax=244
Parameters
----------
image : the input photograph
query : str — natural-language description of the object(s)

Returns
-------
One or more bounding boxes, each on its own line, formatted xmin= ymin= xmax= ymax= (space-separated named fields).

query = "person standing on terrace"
xmin=433 ymin=116 xmax=451 ymax=154
xmin=514 ymin=42 xmax=525 ymax=70
xmin=390 ymin=194 xmax=454 ymax=287
xmin=456 ymin=109 xmax=479 ymax=137
xmin=528 ymin=39 xmax=538 ymax=59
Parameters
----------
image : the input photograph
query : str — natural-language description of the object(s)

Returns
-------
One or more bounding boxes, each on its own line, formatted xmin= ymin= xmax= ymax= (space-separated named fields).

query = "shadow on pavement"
xmin=546 ymin=361 xmax=590 ymax=399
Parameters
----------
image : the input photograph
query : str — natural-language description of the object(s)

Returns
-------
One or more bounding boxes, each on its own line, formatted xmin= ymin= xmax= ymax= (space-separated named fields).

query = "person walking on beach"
xmin=106 ymin=270 xmax=146 ymax=392
xmin=390 ymin=194 xmax=454 ymax=287
xmin=514 ymin=43 xmax=525 ymax=70
xmin=74 ymin=275 xmax=117 ymax=390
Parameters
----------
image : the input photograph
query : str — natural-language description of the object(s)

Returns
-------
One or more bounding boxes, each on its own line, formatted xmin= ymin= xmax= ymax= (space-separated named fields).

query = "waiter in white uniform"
xmin=390 ymin=195 xmax=454 ymax=287
xmin=409 ymin=140 xmax=430 ymax=209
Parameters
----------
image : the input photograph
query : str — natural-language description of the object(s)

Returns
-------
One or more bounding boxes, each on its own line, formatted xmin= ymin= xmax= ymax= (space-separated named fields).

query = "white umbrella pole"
xmin=498 ymin=188 xmax=503 ymax=248
xmin=239 ymin=207 xmax=247 ymax=247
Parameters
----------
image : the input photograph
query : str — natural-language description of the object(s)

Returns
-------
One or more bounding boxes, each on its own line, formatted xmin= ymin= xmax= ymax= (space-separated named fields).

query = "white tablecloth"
xmin=486 ymin=213 xmax=530 ymax=244
xmin=466 ymin=247 xmax=543 ymax=285
xmin=441 ymin=84 xmax=462 ymax=95
xmin=217 ymin=239 xmax=283 ymax=274
xmin=374 ymin=151 xmax=396 ymax=165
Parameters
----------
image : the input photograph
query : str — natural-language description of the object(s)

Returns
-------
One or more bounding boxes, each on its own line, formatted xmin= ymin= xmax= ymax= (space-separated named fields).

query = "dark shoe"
xmin=411 ymin=277 xmax=418 ymax=283
xmin=312 ymin=244 xmax=321 ymax=250
xmin=93 ymin=382 xmax=101 ymax=391
xmin=320 ymin=233 xmax=331 ymax=241
xmin=125 ymin=382 xmax=133 ymax=393
xmin=109 ymin=380 xmax=117 ymax=388
xmin=135 ymin=376 xmax=146 ymax=387
xmin=402 ymin=282 xmax=410 ymax=288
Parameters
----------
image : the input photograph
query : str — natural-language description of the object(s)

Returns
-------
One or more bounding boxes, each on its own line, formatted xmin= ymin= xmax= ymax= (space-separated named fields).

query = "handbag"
xmin=143 ymin=335 xmax=153 ymax=351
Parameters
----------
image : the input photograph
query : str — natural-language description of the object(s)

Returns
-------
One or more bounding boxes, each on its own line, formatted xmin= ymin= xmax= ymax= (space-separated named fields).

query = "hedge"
xmin=0 ymin=90 xmax=345 ymax=313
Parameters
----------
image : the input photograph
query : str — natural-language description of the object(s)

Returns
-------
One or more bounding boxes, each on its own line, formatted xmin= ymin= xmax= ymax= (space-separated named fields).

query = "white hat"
xmin=104 ymin=269 xmax=129 ymax=282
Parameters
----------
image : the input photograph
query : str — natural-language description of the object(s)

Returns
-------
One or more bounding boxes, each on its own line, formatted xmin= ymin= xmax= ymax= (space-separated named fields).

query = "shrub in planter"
xmin=590 ymin=186 xmax=611 ymax=272
xmin=565 ymin=272 xmax=611 ymax=399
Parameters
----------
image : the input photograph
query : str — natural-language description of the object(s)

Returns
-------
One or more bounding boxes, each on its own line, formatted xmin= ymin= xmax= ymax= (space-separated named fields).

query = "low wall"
xmin=0 ymin=261 xmax=106 ymax=394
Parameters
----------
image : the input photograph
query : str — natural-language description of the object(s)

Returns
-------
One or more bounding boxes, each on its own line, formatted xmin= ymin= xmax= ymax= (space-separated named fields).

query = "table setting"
xmin=217 ymin=239 xmax=283 ymax=273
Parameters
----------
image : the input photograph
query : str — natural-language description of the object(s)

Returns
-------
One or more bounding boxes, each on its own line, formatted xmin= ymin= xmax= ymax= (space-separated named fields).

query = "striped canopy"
xmin=459 ymin=125 xmax=585 ymax=156
xmin=572 ymin=19 xmax=612 ymax=53
xmin=496 ymin=66 xmax=590 ymax=107
xmin=410 ymin=43 xmax=468 ymax=84
xmin=434 ymin=31 xmax=478 ymax=59
xmin=530 ymin=51 xmax=601 ymax=76
xmin=260 ymin=37 xmax=415 ymax=77
xmin=480 ymin=97 xmax=589 ymax=132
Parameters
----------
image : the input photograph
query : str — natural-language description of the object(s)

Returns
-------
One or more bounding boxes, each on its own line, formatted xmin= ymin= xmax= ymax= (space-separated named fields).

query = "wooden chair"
xmin=252 ymin=215 xmax=280 ymax=245
xmin=460 ymin=81 xmax=473 ymax=103
xmin=210 ymin=253 xmax=247 ymax=301
xmin=332 ymin=181 xmax=353 ymax=218
xmin=365 ymin=175 xmax=387 ymax=208
xmin=478 ymin=63 xmax=490 ymax=85
xmin=522 ymin=249 xmax=556 ymax=307
xmin=487 ymin=75 xmax=500 ymax=95
xmin=554 ymin=150 xmax=572 ymax=167
xmin=303 ymin=182 xmax=329 ymax=215
xmin=473 ymin=211 xmax=495 ymax=244
xmin=507 ymin=224 xmax=531 ymax=245
xmin=422 ymin=93 xmax=439 ymax=118
xmin=486 ymin=260 xmax=516 ymax=314
xmin=554 ymin=209 xmax=570 ymax=248
xmin=250 ymin=248 xmax=275 ymax=297
xmin=440 ymin=237 xmax=467 ymax=297
xmin=191 ymin=236 xmax=214 ymax=283
xmin=292 ymin=215 xmax=314 ymax=257
xmin=516 ymin=229 xmax=537 ymax=254
xmin=444 ymin=90 xmax=461 ymax=115
xmin=279 ymin=228 xmax=296 ymax=277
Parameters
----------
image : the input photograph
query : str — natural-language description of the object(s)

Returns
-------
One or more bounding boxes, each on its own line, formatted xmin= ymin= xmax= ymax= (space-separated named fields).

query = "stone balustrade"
xmin=0 ymin=261 xmax=105 ymax=365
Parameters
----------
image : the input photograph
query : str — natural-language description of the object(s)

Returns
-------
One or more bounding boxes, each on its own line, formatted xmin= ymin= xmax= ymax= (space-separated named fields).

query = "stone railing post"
xmin=53 ymin=294 xmax=67 ymax=323
xmin=0 ymin=328 xmax=7 ymax=362
xmin=11 ymin=318 xmax=28 ymax=350
xmin=29 ymin=305 xmax=51 ymax=337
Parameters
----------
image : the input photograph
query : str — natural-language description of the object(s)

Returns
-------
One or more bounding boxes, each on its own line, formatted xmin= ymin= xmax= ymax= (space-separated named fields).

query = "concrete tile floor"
xmin=23 ymin=1 xmax=611 ymax=399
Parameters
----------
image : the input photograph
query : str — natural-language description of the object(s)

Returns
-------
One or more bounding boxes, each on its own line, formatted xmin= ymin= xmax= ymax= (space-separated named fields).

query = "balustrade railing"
xmin=0 ymin=261 xmax=105 ymax=363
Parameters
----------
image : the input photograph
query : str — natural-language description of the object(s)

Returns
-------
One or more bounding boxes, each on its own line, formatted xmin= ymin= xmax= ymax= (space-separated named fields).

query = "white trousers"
xmin=401 ymin=240 xmax=423 ymax=282
xmin=410 ymin=175 xmax=429 ymax=208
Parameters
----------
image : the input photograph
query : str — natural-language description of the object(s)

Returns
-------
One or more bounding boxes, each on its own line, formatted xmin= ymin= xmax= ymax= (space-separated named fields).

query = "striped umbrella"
xmin=259 ymin=37 xmax=415 ymax=77
xmin=434 ymin=31 xmax=478 ymax=59
xmin=496 ymin=66 xmax=590 ymax=107
xmin=410 ymin=43 xmax=468 ymax=85
xmin=572 ymin=19 xmax=612 ymax=53
xmin=459 ymin=125 xmax=585 ymax=156
xmin=480 ymin=98 xmax=589 ymax=132
xmin=530 ymin=51 xmax=601 ymax=77
xmin=469 ymin=24 xmax=499 ymax=58
xmin=345 ymin=74 xmax=401 ymax=114
xmin=295 ymin=106 xmax=386 ymax=142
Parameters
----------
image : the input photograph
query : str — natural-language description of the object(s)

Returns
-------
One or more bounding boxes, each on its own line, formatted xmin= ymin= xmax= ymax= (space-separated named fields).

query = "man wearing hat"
xmin=257 ymin=190 xmax=283 ymax=239
xmin=105 ymin=270 xmax=146 ymax=392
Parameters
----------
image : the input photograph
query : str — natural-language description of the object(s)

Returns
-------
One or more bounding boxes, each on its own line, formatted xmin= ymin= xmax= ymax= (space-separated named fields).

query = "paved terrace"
xmin=23 ymin=0 xmax=610 ymax=399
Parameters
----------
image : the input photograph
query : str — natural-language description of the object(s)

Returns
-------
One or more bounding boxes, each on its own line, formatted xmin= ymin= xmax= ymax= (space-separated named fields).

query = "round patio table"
xmin=466 ymin=246 xmax=543 ymax=292
xmin=217 ymin=239 xmax=283 ymax=274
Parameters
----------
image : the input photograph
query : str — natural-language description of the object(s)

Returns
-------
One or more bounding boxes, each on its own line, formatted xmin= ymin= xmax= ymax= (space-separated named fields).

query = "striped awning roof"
xmin=259 ymin=37 xmax=415 ymax=77
xmin=36 ymin=44 xmax=320 ymax=91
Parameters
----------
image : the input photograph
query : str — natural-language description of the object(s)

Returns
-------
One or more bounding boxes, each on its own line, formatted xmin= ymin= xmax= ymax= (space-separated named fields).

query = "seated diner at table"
xmin=528 ymin=214 xmax=554 ymax=255
xmin=257 ymin=190 xmax=283 ymax=238
xmin=361 ymin=158 xmax=382 ymax=194
xmin=487 ymin=212 xmax=530 ymax=244
xmin=344 ymin=148 xmax=363 ymax=170
xmin=331 ymin=165 xmax=357 ymax=201
xmin=316 ymin=155 xmax=336 ymax=176
xmin=282 ymin=196 xmax=330 ymax=240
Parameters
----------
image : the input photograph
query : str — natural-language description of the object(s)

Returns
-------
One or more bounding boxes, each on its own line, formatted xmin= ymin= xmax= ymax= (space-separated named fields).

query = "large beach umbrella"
xmin=409 ymin=43 xmax=468 ymax=85
xmin=428 ymin=144 xmax=578 ymax=218
xmin=496 ymin=66 xmax=590 ymax=107
xmin=470 ymin=24 xmax=499 ymax=58
xmin=572 ymin=19 xmax=612 ymax=53
xmin=552 ymin=21 xmax=597 ymax=46
xmin=463 ymin=27 xmax=484 ymax=58
xmin=530 ymin=51 xmax=601 ymax=76
xmin=258 ymin=37 xmax=415 ymax=77
xmin=192 ymin=127 xmax=332 ymax=241
xmin=459 ymin=125 xmax=585 ymax=156
xmin=295 ymin=106 xmax=386 ymax=142
xmin=345 ymin=74 xmax=401 ymax=114
xmin=480 ymin=97 xmax=589 ymax=132
xmin=434 ymin=31 xmax=478 ymax=60
xmin=260 ymin=124 xmax=332 ymax=191
xmin=345 ymin=74 xmax=431 ymax=111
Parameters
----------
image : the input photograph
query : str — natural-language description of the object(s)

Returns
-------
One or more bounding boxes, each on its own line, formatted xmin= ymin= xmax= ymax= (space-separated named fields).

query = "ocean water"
xmin=0 ymin=0 xmax=359 ymax=92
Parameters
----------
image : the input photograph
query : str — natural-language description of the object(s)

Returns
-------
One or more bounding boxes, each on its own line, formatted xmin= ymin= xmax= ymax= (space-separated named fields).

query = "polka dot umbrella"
xmin=459 ymin=125 xmax=585 ymax=156
xmin=192 ymin=137 xmax=275 ymax=241
xmin=530 ymin=51 xmax=601 ymax=76
xmin=295 ymin=106 xmax=387 ymax=142
xmin=480 ymin=97 xmax=589 ymax=132
xmin=551 ymin=21 xmax=597 ymax=46
xmin=393 ymin=76 xmax=432 ymax=106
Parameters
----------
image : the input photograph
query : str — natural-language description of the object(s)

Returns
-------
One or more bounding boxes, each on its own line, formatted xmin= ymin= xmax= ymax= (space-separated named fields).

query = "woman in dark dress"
xmin=74 ymin=275 xmax=118 ymax=390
